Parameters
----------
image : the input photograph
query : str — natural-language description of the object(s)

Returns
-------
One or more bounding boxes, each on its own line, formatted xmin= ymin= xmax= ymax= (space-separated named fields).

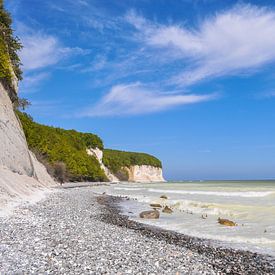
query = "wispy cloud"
xmin=260 ymin=90 xmax=275 ymax=98
xmin=19 ymin=28 xmax=89 ymax=70
xmin=16 ymin=23 xmax=90 ymax=91
xmin=28 ymin=100 xmax=65 ymax=117
xmin=19 ymin=72 xmax=49 ymax=93
xmin=80 ymin=83 xmax=216 ymax=117
xmin=126 ymin=4 xmax=275 ymax=86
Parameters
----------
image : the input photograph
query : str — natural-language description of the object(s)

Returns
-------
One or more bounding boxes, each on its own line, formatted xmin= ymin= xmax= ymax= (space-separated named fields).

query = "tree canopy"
xmin=17 ymin=112 xmax=162 ymax=182
xmin=0 ymin=0 xmax=22 ymax=89
xmin=17 ymin=112 xmax=106 ymax=182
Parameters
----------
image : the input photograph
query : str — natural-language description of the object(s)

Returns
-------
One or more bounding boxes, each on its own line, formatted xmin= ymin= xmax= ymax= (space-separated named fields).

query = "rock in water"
xmin=150 ymin=203 xmax=162 ymax=208
xmin=160 ymin=195 xmax=168 ymax=199
xmin=162 ymin=206 xmax=173 ymax=214
xmin=218 ymin=218 xmax=237 ymax=226
xmin=139 ymin=210 xmax=160 ymax=219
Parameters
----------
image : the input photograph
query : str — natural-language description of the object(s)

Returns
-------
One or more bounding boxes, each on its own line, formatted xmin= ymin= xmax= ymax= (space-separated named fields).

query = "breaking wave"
xmin=147 ymin=189 xmax=274 ymax=198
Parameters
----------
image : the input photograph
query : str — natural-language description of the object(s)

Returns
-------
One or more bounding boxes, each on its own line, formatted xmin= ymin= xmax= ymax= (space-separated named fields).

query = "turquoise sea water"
xmin=93 ymin=181 xmax=275 ymax=256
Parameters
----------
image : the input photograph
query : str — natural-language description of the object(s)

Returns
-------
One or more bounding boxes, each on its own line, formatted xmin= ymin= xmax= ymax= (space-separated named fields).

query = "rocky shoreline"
xmin=1 ymin=187 xmax=275 ymax=274
xmin=98 ymin=194 xmax=275 ymax=274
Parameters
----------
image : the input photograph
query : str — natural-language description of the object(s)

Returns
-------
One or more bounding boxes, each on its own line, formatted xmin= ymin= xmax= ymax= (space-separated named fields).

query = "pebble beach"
xmin=1 ymin=186 xmax=275 ymax=274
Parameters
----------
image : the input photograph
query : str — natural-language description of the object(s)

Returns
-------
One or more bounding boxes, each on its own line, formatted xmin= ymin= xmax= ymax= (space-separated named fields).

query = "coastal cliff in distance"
xmin=124 ymin=165 xmax=164 ymax=183
xmin=88 ymin=148 xmax=165 ymax=183
xmin=18 ymin=112 xmax=165 ymax=183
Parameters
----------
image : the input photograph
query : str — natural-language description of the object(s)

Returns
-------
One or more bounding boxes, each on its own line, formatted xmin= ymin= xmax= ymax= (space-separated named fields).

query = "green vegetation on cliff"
xmin=0 ymin=0 xmax=22 ymax=87
xmin=17 ymin=112 xmax=107 ymax=182
xmin=103 ymin=149 xmax=162 ymax=174
xmin=17 ymin=112 xmax=162 ymax=182
xmin=0 ymin=36 xmax=12 ymax=82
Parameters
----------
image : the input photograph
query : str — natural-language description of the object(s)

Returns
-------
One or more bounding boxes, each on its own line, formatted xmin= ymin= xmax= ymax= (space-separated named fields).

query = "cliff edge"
xmin=0 ymin=80 xmax=56 ymax=215
xmin=89 ymin=148 xmax=165 ymax=183
xmin=0 ymin=16 xmax=56 ymax=213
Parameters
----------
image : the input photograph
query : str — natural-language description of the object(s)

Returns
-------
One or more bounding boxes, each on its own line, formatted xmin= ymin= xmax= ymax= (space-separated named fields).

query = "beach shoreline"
xmin=1 ymin=186 xmax=275 ymax=274
xmin=98 ymin=194 xmax=275 ymax=274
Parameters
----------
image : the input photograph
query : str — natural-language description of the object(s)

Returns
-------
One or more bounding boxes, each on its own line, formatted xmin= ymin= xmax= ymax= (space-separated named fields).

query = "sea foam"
xmin=147 ymin=189 xmax=274 ymax=198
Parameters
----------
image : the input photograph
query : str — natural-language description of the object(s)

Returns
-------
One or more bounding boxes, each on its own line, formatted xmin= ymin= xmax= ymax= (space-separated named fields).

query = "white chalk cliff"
xmin=0 ymin=80 xmax=56 ymax=215
xmin=87 ymin=148 xmax=119 ymax=182
xmin=87 ymin=148 xmax=165 ymax=183
xmin=123 ymin=165 xmax=165 ymax=183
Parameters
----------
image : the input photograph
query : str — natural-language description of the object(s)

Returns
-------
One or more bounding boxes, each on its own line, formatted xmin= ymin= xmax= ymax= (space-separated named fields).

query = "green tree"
xmin=0 ymin=0 xmax=22 ymax=87
xmin=14 ymin=98 xmax=31 ymax=110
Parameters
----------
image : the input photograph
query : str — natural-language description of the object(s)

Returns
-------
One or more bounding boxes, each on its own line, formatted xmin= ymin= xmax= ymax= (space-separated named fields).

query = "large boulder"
xmin=162 ymin=206 xmax=173 ymax=214
xmin=218 ymin=218 xmax=237 ymax=226
xmin=139 ymin=210 xmax=160 ymax=219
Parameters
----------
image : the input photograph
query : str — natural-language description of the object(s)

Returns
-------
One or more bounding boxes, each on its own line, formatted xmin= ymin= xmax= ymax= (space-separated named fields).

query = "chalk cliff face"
xmin=0 ymin=80 xmax=56 ymax=214
xmin=87 ymin=148 xmax=119 ymax=182
xmin=123 ymin=165 xmax=165 ymax=183
xmin=88 ymin=148 xmax=165 ymax=183
xmin=0 ymin=82 xmax=34 ymax=176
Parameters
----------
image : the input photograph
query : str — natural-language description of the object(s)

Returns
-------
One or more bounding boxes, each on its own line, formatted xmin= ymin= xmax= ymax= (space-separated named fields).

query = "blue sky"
xmin=6 ymin=0 xmax=275 ymax=180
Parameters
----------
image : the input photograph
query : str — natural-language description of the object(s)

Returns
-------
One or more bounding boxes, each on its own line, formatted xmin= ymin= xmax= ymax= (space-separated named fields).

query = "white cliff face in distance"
xmin=0 ymin=81 xmax=56 ymax=215
xmin=123 ymin=165 xmax=165 ymax=183
xmin=87 ymin=148 xmax=119 ymax=182
xmin=87 ymin=148 xmax=165 ymax=183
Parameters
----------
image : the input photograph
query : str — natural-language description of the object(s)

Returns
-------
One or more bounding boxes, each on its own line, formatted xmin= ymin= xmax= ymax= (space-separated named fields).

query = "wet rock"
xmin=139 ymin=210 xmax=160 ymax=219
xmin=160 ymin=195 xmax=168 ymax=199
xmin=162 ymin=206 xmax=173 ymax=214
xmin=218 ymin=218 xmax=237 ymax=227
xmin=150 ymin=203 xmax=162 ymax=208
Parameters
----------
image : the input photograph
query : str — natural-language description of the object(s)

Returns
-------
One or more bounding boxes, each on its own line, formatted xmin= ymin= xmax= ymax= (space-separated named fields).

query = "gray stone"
xmin=139 ymin=210 xmax=160 ymax=219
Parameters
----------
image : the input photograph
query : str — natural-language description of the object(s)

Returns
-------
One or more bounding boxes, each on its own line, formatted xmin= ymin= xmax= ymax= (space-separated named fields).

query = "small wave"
xmin=115 ymin=187 xmax=145 ymax=191
xmin=169 ymin=200 xmax=233 ymax=216
xmin=127 ymin=195 xmax=235 ymax=216
xmin=147 ymin=189 xmax=274 ymax=198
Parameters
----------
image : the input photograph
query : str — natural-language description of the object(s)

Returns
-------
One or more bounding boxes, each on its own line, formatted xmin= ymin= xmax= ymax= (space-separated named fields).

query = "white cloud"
xmin=81 ymin=83 xmax=215 ymax=117
xmin=127 ymin=5 xmax=275 ymax=86
xmin=18 ymin=24 xmax=89 ymax=71
xmin=20 ymin=34 xmax=88 ymax=70
xmin=20 ymin=72 xmax=49 ymax=93
xmin=16 ymin=23 xmax=90 ymax=92
xmin=20 ymin=35 xmax=59 ymax=70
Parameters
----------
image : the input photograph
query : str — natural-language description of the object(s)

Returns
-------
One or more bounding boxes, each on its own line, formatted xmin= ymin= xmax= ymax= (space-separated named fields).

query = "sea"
xmin=93 ymin=181 xmax=275 ymax=256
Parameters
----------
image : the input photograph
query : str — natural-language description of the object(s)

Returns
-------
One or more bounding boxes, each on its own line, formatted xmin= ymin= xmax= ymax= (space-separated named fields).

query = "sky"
xmin=5 ymin=0 xmax=275 ymax=180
